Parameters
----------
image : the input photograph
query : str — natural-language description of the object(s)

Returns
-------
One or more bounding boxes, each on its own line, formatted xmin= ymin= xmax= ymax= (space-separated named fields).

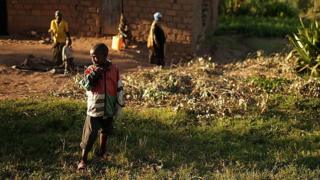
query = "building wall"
xmin=123 ymin=0 xmax=194 ymax=45
xmin=7 ymin=0 xmax=101 ymax=36
xmin=123 ymin=0 xmax=219 ymax=52
xmin=6 ymin=0 xmax=219 ymax=52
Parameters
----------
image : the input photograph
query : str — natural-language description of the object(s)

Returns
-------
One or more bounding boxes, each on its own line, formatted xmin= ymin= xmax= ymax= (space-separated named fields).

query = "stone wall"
xmin=7 ymin=0 xmax=101 ymax=36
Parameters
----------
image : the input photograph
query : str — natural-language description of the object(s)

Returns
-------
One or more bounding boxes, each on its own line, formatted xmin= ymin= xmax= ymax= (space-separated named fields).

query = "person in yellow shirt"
xmin=48 ymin=11 xmax=72 ymax=66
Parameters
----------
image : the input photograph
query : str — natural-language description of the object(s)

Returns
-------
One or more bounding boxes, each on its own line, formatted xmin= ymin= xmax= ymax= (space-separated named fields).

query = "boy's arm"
xmin=116 ymin=78 xmax=125 ymax=107
xmin=48 ymin=20 xmax=55 ymax=41
xmin=65 ymin=22 xmax=72 ymax=45
xmin=79 ymin=66 xmax=103 ymax=91
xmin=49 ymin=20 xmax=54 ymax=33
xmin=114 ymin=70 xmax=125 ymax=117
xmin=62 ymin=46 xmax=67 ymax=61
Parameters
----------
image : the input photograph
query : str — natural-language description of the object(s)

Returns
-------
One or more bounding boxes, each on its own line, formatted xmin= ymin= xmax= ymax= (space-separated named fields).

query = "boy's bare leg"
xmin=78 ymin=149 xmax=89 ymax=169
xmin=81 ymin=149 xmax=89 ymax=163
xmin=99 ymin=133 xmax=107 ymax=157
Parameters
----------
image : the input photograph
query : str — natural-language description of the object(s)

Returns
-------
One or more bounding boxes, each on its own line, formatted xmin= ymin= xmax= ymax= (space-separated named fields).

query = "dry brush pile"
xmin=122 ymin=53 xmax=320 ymax=121
xmin=53 ymin=53 xmax=320 ymax=122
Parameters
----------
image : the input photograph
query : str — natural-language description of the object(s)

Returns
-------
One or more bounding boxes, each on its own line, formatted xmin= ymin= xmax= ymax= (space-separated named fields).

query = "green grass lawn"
xmin=1 ymin=95 xmax=319 ymax=179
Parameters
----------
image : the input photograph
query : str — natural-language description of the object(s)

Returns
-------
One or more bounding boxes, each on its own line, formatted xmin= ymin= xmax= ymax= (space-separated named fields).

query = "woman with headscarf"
xmin=147 ymin=12 xmax=166 ymax=66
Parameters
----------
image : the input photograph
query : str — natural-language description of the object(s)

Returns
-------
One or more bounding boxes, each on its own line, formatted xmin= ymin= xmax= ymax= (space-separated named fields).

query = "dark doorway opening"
xmin=0 ymin=0 xmax=8 ymax=35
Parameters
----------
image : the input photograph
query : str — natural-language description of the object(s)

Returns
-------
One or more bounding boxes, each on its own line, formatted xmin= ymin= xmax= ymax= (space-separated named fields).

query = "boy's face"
xmin=55 ymin=14 xmax=62 ymax=22
xmin=90 ymin=49 xmax=106 ymax=66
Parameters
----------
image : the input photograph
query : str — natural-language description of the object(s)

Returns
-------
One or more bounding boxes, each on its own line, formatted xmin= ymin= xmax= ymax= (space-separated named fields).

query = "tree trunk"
xmin=211 ymin=0 xmax=220 ymax=32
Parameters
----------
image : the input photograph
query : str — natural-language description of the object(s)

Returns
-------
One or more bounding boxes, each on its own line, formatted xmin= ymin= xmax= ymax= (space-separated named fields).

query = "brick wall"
xmin=7 ymin=0 xmax=101 ymax=36
xmin=6 ymin=0 xmax=219 ymax=53
xmin=123 ymin=0 xmax=219 ymax=53
xmin=123 ymin=0 xmax=194 ymax=45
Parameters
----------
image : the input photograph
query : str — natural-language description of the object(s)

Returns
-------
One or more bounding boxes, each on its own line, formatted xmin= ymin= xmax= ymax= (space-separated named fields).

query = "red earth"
xmin=0 ymin=36 xmax=156 ymax=99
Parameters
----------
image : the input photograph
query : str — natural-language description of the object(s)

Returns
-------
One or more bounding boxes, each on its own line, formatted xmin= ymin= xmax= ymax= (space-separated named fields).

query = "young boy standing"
xmin=77 ymin=43 xmax=124 ymax=170
xmin=48 ymin=10 xmax=71 ymax=66
xmin=62 ymin=39 xmax=74 ymax=74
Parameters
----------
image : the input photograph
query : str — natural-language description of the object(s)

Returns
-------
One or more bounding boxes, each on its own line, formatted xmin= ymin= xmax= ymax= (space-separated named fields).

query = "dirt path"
xmin=0 ymin=36 xmax=154 ymax=99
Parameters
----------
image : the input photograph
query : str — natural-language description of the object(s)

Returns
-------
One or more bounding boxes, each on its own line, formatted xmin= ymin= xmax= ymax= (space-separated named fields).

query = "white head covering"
xmin=153 ymin=12 xmax=162 ymax=21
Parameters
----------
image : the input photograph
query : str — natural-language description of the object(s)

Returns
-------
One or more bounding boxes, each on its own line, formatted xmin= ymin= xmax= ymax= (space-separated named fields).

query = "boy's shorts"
xmin=80 ymin=116 xmax=113 ymax=151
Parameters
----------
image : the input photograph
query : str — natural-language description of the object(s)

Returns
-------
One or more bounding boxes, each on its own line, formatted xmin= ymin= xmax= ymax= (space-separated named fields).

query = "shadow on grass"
xmin=0 ymin=98 xmax=319 ymax=177
xmin=114 ymin=113 xmax=320 ymax=174
xmin=0 ymin=99 xmax=85 ymax=164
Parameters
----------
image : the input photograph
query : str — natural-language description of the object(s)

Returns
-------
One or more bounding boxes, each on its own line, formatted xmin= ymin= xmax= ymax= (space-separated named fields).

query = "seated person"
xmin=118 ymin=14 xmax=132 ymax=48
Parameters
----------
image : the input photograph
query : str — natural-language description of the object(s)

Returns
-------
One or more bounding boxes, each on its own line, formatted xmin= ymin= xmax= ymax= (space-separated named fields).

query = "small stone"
xmin=31 ymin=30 xmax=37 ymax=36
xmin=49 ymin=69 xmax=56 ymax=74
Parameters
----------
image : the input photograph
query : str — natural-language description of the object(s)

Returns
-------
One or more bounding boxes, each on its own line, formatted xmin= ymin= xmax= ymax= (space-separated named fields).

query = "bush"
xmin=216 ymin=16 xmax=299 ymax=37
xmin=263 ymin=2 xmax=298 ymax=17
xmin=219 ymin=0 xmax=299 ymax=18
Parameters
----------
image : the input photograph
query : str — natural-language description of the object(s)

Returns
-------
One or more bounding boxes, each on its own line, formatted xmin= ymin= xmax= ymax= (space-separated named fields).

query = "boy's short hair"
xmin=91 ymin=43 xmax=109 ymax=57
xmin=55 ymin=10 xmax=62 ymax=17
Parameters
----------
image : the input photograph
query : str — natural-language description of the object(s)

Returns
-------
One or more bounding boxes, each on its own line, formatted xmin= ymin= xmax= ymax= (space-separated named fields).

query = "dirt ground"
xmin=0 ymin=36 xmax=156 ymax=99
xmin=0 ymin=35 xmax=287 ymax=100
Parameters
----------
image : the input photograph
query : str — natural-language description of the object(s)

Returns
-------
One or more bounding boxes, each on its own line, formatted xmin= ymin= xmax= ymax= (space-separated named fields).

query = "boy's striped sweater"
xmin=81 ymin=64 xmax=124 ymax=118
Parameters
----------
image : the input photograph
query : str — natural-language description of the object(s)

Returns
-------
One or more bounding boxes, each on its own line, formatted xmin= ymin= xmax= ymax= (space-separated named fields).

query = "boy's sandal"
xmin=77 ymin=161 xmax=87 ymax=170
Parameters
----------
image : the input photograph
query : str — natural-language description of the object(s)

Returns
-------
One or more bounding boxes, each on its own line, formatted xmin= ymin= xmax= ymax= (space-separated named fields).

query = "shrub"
xmin=217 ymin=16 xmax=299 ymax=37
xmin=263 ymin=2 xmax=298 ymax=17
xmin=288 ymin=18 xmax=320 ymax=76
xmin=219 ymin=0 xmax=299 ymax=18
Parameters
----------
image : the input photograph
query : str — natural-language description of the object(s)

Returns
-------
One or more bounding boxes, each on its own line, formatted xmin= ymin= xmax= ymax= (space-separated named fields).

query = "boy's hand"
xmin=94 ymin=67 xmax=104 ymax=75
xmin=80 ymin=66 xmax=106 ymax=90
xmin=88 ymin=66 xmax=104 ymax=87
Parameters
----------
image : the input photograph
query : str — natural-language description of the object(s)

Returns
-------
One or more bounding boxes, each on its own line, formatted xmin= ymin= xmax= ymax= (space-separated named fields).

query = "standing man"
xmin=147 ymin=12 xmax=166 ymax=66
xmin=49 ymin=10 xmax=71 ymax=66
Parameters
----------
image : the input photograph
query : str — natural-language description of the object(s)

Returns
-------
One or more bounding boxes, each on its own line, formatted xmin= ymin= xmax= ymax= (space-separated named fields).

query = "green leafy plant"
xmin=249 ymin=76 xmax=292 ymax=93
xmin=288 ymin=18 xmax=320 ymax=76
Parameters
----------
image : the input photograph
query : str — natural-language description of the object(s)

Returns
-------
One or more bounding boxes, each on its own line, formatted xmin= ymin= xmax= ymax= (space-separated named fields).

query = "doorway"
xmin=0 ymin=0 xmax=8 ymax=35
xmin=101 ymin=0 xmax=121 ymax=35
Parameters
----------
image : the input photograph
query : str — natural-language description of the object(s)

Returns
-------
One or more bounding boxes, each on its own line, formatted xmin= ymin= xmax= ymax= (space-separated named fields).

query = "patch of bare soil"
xmin=0 ymin=36 xmax=155 ymax=99
xmin=0 ymin=65 xmax=72 ymax=99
